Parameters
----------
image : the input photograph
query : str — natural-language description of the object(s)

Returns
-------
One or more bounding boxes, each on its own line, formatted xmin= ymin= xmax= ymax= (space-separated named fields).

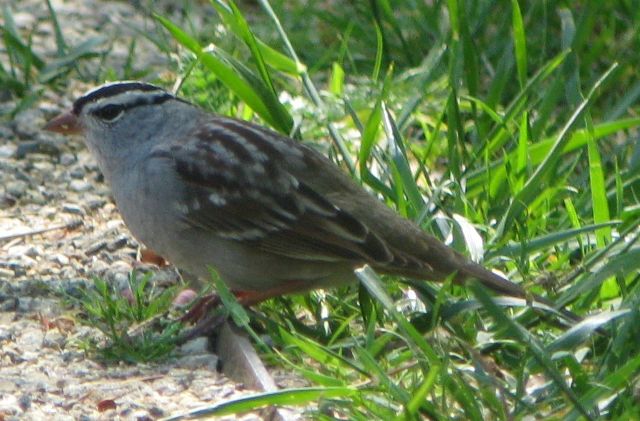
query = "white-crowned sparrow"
xmin=44 ymin=81 xmax=537 ymax=306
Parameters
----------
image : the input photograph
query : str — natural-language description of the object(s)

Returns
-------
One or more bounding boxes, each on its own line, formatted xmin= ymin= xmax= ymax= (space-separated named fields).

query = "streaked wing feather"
xmin=151 ymin=118 xmax=393 ymax=265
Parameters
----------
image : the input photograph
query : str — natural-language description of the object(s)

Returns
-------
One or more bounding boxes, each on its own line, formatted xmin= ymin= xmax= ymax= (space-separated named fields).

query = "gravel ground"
xmin=0 ymin=1 xmax=303 ymax=419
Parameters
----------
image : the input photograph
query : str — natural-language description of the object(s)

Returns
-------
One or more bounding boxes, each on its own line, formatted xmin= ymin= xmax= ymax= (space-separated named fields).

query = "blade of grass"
xmin=354 ymin=345 xmax=410 ymax=403
xmin=470 ymin=283 xmax=594 ymax=419
xmin=545 ymin=310 xmax=630 ymax=354
xmin=224 ymin=1 xmax=292 ymax=126
xmin=329 ymin=62 xmax=345 ymax=95
xmin=396 ymin=44 xmax=446 ymax=130
xmin=565 ymin=353 xmax=640 ymax=421
xmin=255 ymin=0 xmax=355 ymax=173
xmin=511 ymin=0 xmax=527 ymax=88
xmin=558 ymin=247 xmax=640 ymax=307
xmin=1 ymin=7 xmax=45 ymax=70
xmin=487 ymin=221 xmax=620 ymax=259
xmin=45 ymin=0 xmax=67 ymax=55
xmin=467 ymin=118 xmax=640 ymax=198
xmin=164 ymin=386 xmax=358 ymax=420
xmin=355 ymin=266 xmax=440 ymax=362
xmin=382 ymin=104 xmax=425 ymax=214
xmin=477 ymin=50 xmax=570 ymax=163
xmin=371 ymin=20 xmax=383 ymax=82
xmin=156 ymin=14 xmax=289 ymax=132
xmin=497 ymin=63 xmax=618 ymax=236
xmin=38 ymin=36 xmax=105 ymax=82
xmin=403 ymin=364 xmax=442 ymax=416
xmin=210 ymin=0 xmax=306 ymax=75
xmin=278 ymin=327 xmax=367 ymax=375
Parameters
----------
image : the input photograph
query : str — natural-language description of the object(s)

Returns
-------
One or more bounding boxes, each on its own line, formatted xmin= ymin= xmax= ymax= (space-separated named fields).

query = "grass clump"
xmin=68 ymin=273 xmax=181 ymax=363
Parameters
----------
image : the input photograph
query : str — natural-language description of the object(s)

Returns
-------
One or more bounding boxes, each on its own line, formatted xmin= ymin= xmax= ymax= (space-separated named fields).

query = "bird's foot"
xmin=175 ymin=293 xmax=225 ymax=344
xmin=177 ymin=306 xmax=227 ymax=344
xmin=180 ymin=293 xmax=221 ymax=324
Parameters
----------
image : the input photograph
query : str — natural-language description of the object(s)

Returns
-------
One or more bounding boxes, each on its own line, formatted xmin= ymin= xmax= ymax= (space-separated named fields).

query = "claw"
xmin=177 ymin=311 xmax=227 ymax=344
xmin=180 ymin=293 xmax=221 ymax=324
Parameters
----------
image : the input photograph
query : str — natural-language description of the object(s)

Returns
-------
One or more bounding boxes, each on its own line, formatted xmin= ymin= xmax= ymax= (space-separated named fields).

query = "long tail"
xmin=460 ymin=261 xmax=581 ymax=323
xmin=460 ymin=261 xmax=527 ymax=297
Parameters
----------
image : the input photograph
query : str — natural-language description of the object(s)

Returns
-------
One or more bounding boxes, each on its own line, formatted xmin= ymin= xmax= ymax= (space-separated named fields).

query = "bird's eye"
xmin=93 ymin=104 xmax=125 ymax=122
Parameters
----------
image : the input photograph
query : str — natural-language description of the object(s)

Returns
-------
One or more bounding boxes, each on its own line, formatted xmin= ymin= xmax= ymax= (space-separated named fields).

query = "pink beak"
xmin=43 ymin=111 xmax=82 ymax=135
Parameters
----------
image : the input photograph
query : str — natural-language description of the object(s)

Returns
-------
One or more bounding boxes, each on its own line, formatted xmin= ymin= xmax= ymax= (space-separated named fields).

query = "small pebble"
xmin=58 ymin=279 xmax=89 ymax=297
xmin=6 ymin=180 xmax=28 ymax=198
xmin=0 ymin=297 xmax=17 ymax=311
xmin=94 ymin=183 xmax=111 ymax=196
xmin=85 ymin=240 xmax=107 ymax=256
xmin=9 ymin=262 xmax=27 ymax=277
xmin=128 ymin=410 xmax=152 ymax=421
xmin=106 ymin=220 xmax=124 ymax=230
xmin=174 ymin=354 xmax=218 ymax=370
xmin=16 ymin=297 xmax=36 ymax=313
xmin=0 ymin=267 xmax=15 ymax=278
xmin=53 ymin=254 xmax=70 ymax=265
xmin=18 ymin=393 xmax=32 ymax=410
xmin=21 ymin=255 xmax=38 ymax=268
xmin=0 ymin=144 xmax=17 ymax=158
xmin=7 ymin=245 xmax=37 ymax=258
xmin=32 ymin=161 xmax=55 ymax=174
xmin=69 ymin=179 xmax=91 ymax=192
xmin=42 ymin=330 xmax=66 ymax=349
xmin=59 ymin=153 xmax=76 ymax=165
xmin=15 ymin=140 xmax=61 ymax=159
xmin=90 ymin=260 xmax=110 ymax=274
xmin=148 ymin=407 xmax=165 ymax=418
xmin=85 ymin=198 xmax=106 ymax=210
xmin=62 ymin=203 xmax=85 ymax=215
xmin=68 ymin=166 xmax=86 ymax=179
xmin=109 ymin=260 xmax=132 ymax=274
xmin=179 ymin=337 xmax=210 ymax=355
xmin=13 ymin=108 xmax=44 ymax=138
xmin=0 ymin=193 xmax=17 ymax=209
xmin=0 ymin=125 xmax=13 ymax=140
xmin=110 ymin=272 xmax=130 ymax=290
xmin=26 ymin=190 xmax=46 ymax=205
xmin=107 ymin=235 xmax=128 ymax=251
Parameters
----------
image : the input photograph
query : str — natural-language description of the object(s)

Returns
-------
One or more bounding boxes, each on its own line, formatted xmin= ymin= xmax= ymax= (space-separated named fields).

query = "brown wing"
xmin=150 ymin=117 xmax=393 ymax=265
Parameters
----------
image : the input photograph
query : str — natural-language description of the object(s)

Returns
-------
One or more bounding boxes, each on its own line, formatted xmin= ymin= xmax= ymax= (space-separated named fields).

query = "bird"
xmin=43 ymin=81 xmax=560 ymax=314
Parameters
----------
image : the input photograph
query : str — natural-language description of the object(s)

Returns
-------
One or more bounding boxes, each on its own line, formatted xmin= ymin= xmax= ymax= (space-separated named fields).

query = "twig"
xmin=0 ymin=220 xmax=82 ymax=243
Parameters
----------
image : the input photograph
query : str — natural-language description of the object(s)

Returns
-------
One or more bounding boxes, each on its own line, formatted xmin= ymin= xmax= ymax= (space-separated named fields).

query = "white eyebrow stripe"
xmin=73 ymin=81 xmax=169 ymax=114
xmin=84 ymin=91 xmax=174 ymax=116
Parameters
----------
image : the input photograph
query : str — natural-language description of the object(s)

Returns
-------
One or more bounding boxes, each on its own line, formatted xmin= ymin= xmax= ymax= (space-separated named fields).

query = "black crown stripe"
xmin=72 ymin=82 xmax=167 ymax=115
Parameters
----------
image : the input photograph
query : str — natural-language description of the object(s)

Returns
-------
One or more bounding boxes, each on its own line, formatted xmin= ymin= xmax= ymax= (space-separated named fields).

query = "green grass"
xmin=0 ymin=0 xmax=107 ymax=115
xmin=66 ymin=273 xmax=182 ymax=363
xmin=9 ymin=0 xmax=640 ymax=419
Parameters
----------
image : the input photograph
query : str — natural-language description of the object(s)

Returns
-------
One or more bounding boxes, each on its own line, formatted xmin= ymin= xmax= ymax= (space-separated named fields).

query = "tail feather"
xmin=459 ymin=262 xmax=526 ymax=297
xmin=459 ymin=262 xmax=581 ymax=323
